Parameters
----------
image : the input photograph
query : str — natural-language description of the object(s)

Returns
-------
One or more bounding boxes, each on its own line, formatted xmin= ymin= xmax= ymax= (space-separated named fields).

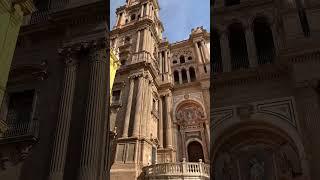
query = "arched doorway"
xmin=187 ymin=141 xmax=204 ymax=162
xmin=212 ymin=122 xmax=305 ymax=180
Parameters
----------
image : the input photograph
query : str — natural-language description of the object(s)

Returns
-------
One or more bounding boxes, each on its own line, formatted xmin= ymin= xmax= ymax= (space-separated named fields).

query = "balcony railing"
xmin=144 ymin=160 xmax=210 ymax=179
xmin=0 ymin=120 xmax=39 ymax=142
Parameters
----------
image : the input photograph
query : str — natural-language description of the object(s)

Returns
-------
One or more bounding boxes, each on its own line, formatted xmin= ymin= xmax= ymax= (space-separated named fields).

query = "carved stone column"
xmin=158 ymin=96 xmax=163 ymax=148
xmin=78 ymin=43 xmax=107 ymax=180
xmin=245 ymin=25 xmax=258 ymax=68
xmin=178 ymin=70 xmax=183 ymax=84
xmin=47 ymin=48 xmax=78 ymax=180
xmin=140 ymin=3 xmax=144 ymax=17
xmin=164 ymin=50 xmax=168 ymax=73
xmin=186 ymin=69 xmax=191 ymax=83
xmin=159 ymin=52 xmax=163 ymax=74
xmin=201 ymin=41 xmax=210 ymax=62
xmin=142 ymin=28 xmax=147 ymax=51
xmin=136 ymin=30 xmax=141 ymax=52
xmin=132 ymin=74 xmax=143 ymax=137
xmin=220 ymin=31 xmax=231 ymax=72
xmin=122 ymin=76 xmax=134 ymax=138
xmin=194 ymin=42 xmax=202 ymax=64
xmin=165 ymin=93 xmax=173 ymax=148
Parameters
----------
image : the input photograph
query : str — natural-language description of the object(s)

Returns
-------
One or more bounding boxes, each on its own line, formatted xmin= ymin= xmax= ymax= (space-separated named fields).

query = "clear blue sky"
xmin=110 ymin=0 xmax=210 ymax=43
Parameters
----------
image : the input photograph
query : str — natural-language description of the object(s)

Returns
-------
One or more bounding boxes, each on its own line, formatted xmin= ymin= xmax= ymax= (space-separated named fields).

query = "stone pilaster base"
xmin=110 ymin=138 xmax=157 ymax=180
xmin=157 ymin=147 xmax=176 ymax=163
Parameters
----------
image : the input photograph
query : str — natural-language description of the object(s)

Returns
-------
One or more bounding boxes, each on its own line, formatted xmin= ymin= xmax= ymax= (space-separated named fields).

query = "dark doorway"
xmin=187 ymin=141 xmax=204 ymax=162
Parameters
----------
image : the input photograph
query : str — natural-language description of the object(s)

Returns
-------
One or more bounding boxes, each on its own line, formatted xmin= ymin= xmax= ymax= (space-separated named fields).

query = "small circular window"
xmin=188 ymin=56 xmax=192 ymax=60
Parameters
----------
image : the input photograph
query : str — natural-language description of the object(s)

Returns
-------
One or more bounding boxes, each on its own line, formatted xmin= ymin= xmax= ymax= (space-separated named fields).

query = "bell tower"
xmin=110 ymin=0 xmax=174 ymax=179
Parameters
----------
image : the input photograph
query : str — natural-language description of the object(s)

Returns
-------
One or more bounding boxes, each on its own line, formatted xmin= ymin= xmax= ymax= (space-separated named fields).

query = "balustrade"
xmin=0 ymin=120 xmax=39 ymax=139
xmin=144 ymin=161 xmax=210 ymax=179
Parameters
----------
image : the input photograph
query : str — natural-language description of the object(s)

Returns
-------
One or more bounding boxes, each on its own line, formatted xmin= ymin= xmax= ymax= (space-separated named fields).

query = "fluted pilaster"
xmin=78 ymin=44 xmax=107 ymax=180
xmin=48 ymin=48 xmax=78 ymax=180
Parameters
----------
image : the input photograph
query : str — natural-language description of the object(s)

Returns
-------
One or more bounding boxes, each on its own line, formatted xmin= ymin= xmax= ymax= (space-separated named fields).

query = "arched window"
xmin=173 ymin=60 xmax=177 ymax=64
xmin=189 ymin=67 xmax=196 ymax=82
xmin=188 ymin=56 xmax=192 ymax=61
xmin=225 ymin=0 xmax=240 ymax=6
xmin=212 ymin=30 xmax=223 ymax=74
xmin=181 ymin=69 xmax=187 ymax=83
xmin=174 ymin=71 xmax=179 ymax=84
xmin=131 ymin=14 xmax=136 ymax=21
xmin=125 ymin=36 xmax=131 ymax=43
xmin=228 ymin=22 xmax=249 ymax=71
xmin=180 ymin=55 xmax=185 ymax=63
xmin=253 ymin=17 xmax=275 ymax=65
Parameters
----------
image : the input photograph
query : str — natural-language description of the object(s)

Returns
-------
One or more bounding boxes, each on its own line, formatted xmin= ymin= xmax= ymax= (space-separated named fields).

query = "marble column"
xmin=165 ymin=94 xmax=173 ymax=148
xmin=140 ymin=77 xmax=148 ymax=137
xmin=48 ymin=50 xmax=78 ymax=180
xmin=164 ymin=51 xmax=168 ymax=73
xmin=220 ymin=31 xmax=231 ymax=72
xmin=78 ymin=46 xmax=107 ymax=180
xmin=159 ymin=52 xmax=163 ymax=74
xmin=245 ymin=25 xmax=258 ymax=68
xmin=132 ymin=74 xmax=143 ymax=137
xmin=145 ymin=2 xmax=149 ymax=16
xmin=136 ymin=30 xmax=140 ymax=52
xmin=186 ymin=69 xmax=191 ymax=83
xmin=194 ymin=42 xmax=202 ymax=64
xmin=178 ymin=70 xmax=182 ymax=84
xmin=201 ymin=41 xmax=210 ymax=62
xmin=122 ymin=76 xmax=134 ymax=138
xmin=158 ymin=96 xmax=163 ymax=148
xmin=140 ymin=4 xmax=144 ymax=17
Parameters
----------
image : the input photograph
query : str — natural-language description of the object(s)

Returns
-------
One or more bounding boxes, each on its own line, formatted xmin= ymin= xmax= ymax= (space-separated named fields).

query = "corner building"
xmin=110 ymin=0 xmax=210 ymax=179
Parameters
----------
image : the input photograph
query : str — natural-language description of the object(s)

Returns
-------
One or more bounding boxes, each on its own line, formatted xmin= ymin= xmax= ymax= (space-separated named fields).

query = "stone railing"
xmin=0 ymin=120 xmax=39 ymax=140
xmin=144 ymin=159 xmax=210 ymax=179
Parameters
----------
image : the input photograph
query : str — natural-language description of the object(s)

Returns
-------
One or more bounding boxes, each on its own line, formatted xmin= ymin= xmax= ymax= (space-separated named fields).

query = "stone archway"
xmin=187 ymin=141 xmax=204 ymax=162
xmin=212 ymin=122 xmax=306 ymax=180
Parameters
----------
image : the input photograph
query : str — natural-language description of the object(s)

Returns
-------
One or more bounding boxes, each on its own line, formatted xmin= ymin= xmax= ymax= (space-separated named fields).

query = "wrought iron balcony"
xmin=0 ymin=120 xmax=39 ymax=144
xmin=144 ymin=160 xmax=210 ymax=179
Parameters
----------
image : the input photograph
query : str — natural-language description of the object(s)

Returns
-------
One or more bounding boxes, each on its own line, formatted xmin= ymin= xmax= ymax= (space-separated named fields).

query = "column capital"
xmin=58 ymin=47 xmax=79 ymax=66
xmin=12 ymin=0 xmax=36 ymax=15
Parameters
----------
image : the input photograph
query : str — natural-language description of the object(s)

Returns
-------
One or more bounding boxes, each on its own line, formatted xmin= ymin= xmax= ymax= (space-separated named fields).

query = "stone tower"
xmin=109 ymin=0 xmax=174 ymax=179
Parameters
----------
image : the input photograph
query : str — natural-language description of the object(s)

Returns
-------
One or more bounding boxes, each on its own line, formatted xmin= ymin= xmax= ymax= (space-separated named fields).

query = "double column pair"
xmin=122 ymin=73 xmax=151 ymax=138
xmin=48 ymin=41 xmax=107 ymax=180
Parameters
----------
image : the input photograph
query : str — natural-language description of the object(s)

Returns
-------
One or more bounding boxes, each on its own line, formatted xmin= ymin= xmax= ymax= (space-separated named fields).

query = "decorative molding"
xmin=211 ymin=107 xmax=234 ymax=127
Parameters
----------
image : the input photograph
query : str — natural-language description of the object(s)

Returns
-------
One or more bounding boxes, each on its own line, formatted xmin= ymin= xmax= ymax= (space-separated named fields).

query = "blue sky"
xmin=110 ymin=0 xmax=210 ymax=43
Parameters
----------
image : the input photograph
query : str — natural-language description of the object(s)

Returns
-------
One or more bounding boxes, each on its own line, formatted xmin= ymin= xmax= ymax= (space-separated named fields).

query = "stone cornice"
xmin=212 ymin=65 xmax=290 ymax=88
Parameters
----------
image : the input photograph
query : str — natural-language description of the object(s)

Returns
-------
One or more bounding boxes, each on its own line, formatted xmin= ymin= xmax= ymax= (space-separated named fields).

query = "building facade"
xmin=211 ymin=0 xmax=320 ymax=179
xmin=0 ymin=0 xmax=111 ymax=180
xmin=109 ymin=0 xmax=210 ymax=179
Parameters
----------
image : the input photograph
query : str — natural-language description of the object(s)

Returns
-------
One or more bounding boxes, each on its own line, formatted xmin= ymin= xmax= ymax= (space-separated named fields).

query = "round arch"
xmin=211 ymin=118 xmax=310 ymax=180
xmin=187 ymin=141 xmax=205 ymax=162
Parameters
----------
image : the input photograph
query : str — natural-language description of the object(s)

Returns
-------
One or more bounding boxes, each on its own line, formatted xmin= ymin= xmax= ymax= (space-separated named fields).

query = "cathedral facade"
xmin=109 ymin=0 xmax=210 ymax=179
xmin=211 ymin=0 xmax=320 ymax=179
